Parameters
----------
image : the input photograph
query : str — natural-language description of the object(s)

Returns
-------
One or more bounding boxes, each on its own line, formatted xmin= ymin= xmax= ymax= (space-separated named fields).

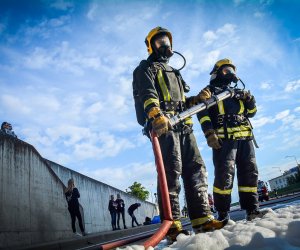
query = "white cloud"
xmin=1 ymin=94 xmax=31 ymax=115
xmin=260 ymin=81 xmax=272 ymax=90
xmin=294 ymin=107 xmax=300 ymax=112
xmin=50 ymin=0 xmax=74 ymax=10
xmin=23 ymin=41 xmax=102 ymax=75
xmin=0 ymin=23 xmax=6 ymax=34
xmin=274 ymin=110 xmax=290 ymax=121
xmin=202 ymin=23 xmax=237 ymax=46
xmin=86 ymin=3 xmax=98 ymax=21
xmin=82 ymin=161 xmax=157 ymax=193
xmin=254 ymin=11 xmax=265 ymax=18
xmin=252 ymin=116 xmax=274 ymax=128
xmin=284 ymin=79 xmax=300 ymax=92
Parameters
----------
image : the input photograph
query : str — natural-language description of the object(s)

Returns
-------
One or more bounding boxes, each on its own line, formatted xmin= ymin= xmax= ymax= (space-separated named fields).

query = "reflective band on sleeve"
xmin=247 ymin=107 xmax=257 ymax=114
xmin=217 ymin=101 xmax=225 ymax=115
xmin=238 ymin=100 xmax=244 ymax=114
xmin=213 ymin=186 xmax=232 ymax=195
xmin=184 ymin=117 xmax=193 ymax=124
xmin=191 ymin=214 xmax=214 ymax=227
xmin=144 ymin=98 xmax=159 ymax=110
xmin=199 ymin=116 xmax=211 ymax=124
xmin=170 ymin=220 xmax=182 ymax=230
xmin=157 ymin=69 xmax=171 ymax=101
xmin=238 ymin=186 xmax=257 ymax=193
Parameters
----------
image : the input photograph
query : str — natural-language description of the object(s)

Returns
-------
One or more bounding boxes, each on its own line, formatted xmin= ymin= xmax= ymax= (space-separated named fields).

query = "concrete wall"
xmin=47 ymin=160 xmax=157 ymax=233
xmin=0 ymin=134 xmax=157 ymax=249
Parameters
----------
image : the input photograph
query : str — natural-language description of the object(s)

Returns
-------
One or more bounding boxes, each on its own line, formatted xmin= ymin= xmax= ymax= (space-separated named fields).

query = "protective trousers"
xmin=212 ymin=139 xmax=259 ymax=212
xmin=157 ymin=127 xmax=211 ymax=221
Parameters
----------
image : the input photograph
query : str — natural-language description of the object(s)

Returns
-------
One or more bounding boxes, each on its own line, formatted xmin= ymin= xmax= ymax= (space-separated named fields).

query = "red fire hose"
xmin=99 ymin=131 xmax=173 ymax=250
xmin=143 ymin=131 xmax=173 ymax=249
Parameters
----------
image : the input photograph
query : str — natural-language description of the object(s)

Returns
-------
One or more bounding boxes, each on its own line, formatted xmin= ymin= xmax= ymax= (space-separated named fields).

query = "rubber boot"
xmin=166 ymin=220 xmax=190 ymax=243
xmin=193 ymin=219 xmax=228 ymax=233
xmin=218 ymin=211 xmax=230 ymax=221
xmin=246 ymin=209 xmax=268 ymax=221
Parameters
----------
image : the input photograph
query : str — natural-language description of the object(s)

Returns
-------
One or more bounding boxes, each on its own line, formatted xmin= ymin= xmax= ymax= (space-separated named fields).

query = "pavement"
xmin=15 ymin=224 xmax=161 ymax=250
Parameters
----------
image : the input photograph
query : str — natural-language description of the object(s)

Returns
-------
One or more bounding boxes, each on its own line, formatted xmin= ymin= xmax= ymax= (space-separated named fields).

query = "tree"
xmin=127 ymin=181 xmax=149 ymax=201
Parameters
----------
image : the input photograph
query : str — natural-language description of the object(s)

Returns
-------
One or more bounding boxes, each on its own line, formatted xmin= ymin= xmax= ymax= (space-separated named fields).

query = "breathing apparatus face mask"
xmin=221 ymin=66 xmax=238 ymax=83
xmin=153 ymin=34 xmax=174 ymax=59
xmin=210 ymin=66 xmax=238 ymax=87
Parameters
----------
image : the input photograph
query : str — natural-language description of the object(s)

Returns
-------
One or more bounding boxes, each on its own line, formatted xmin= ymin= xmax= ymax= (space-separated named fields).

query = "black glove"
xmin=235 ymin=90 xmax=253 ymax=102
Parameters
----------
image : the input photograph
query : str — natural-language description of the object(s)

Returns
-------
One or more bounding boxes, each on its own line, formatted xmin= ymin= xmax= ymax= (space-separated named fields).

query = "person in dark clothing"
xmin=197 ymin=58 xmax=268 ymax=222
xmin=65 ymin=178 xmax=86 ymax=236
xmin=132 ymin=26 xmax=226 ymax=241
xmin=108 ymin=195 xmax=118 ymax=230
xmin=127 ymin=203 xmax=141 ymax=227
xmin=1 ymin=122 xmax=17 ymax=138
xmin=116 ymin=194 xmax=127 ymax=229
xmin=143 ymin=216 xmax=152 ymax=225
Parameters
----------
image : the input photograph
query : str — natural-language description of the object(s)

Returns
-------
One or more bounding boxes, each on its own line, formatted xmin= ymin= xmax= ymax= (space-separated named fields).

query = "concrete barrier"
xmin=0 ymin=134 xmax=157 ymax=249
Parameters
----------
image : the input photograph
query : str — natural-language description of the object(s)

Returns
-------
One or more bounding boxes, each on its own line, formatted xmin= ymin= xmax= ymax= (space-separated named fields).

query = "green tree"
xmin=127 ymin=181 xmax=149 ymax=201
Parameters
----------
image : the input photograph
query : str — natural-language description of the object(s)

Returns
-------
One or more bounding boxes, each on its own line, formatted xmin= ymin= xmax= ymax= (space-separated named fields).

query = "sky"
xmin=126 ymin=201 xmax=300 ymax=249
xmin=1 ymin=0 xmax=300 ymax=204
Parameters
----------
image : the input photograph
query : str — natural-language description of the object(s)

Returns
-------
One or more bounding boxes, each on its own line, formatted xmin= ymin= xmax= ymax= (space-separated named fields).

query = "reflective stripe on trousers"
xmin=212 ymin=139 xmax=259 ymax=212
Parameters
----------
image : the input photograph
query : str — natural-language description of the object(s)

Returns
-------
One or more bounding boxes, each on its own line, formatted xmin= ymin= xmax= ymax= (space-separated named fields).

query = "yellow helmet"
xmin=145 ymin=26 xmax=173 ymax=55
xmin=210 ymin=58 xmax=236 ymax=75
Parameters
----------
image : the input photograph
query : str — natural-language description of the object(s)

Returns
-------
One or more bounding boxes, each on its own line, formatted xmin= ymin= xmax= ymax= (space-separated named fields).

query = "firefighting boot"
xmin=166 ymin=220 xmax=190 ymax=243
xmin=246 ymin=209 xmax=269 ymax=221
xmin=217 ymin=211 xmax=230 ymax=221
xmin=193 ymin=218 xmax=228 ymax=233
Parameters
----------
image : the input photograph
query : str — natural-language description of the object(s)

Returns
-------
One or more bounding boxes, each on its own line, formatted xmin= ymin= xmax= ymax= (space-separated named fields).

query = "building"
xmin=268 ymin=166 xmax=299 ymax=191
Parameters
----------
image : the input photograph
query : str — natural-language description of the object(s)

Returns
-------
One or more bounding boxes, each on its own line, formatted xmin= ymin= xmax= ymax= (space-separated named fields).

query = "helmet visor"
xmin=153 ymin=34 xmax=171 ymax=49
xmin=221 ymin=66 xmax=236 ymax=76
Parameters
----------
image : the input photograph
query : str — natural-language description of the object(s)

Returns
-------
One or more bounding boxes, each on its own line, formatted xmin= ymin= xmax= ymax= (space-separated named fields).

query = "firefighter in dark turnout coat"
xmin=197 ymin=58 xmax=268 ymax=221
xmin=132 ymin=27 xmax=226 ymax=240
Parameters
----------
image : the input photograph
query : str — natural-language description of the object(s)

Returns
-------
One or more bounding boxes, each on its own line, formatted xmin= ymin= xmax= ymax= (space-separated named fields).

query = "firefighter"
xmin=132 ymin=27 xmax=226 ymax=241
xmin=197 ymin=58 xmax=268 ymax=221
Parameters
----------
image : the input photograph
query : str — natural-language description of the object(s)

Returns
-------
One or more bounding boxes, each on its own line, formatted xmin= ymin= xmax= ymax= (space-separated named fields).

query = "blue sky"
xmin=1 ymin=0 xmax=300 ymax=204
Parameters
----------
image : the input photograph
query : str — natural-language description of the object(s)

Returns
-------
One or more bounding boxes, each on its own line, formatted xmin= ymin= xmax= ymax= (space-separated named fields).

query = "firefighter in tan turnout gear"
xmin=197 ymin=59 xmax=268 ymax=221
xmin=132 ymin=27 xmax=226 ymax=241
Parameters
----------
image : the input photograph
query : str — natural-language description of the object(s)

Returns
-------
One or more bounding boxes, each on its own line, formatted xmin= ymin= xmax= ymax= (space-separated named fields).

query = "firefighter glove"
xmin=235 ymin=90 xmax=253 ymax=102
xmin=189 ymin=87 xmax=212 ymax=106
xmin=205 ymin=129 xmax=222 ymax=149
xmin=148 ymin=107 xmax=170 ymax=137
xmin=197 ymin=87 xmax=211 ymax=101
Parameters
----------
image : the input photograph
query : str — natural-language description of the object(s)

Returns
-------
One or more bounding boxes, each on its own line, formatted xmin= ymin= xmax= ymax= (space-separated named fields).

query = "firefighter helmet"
xmin=210 ymin=58 xmax=236 ymax=75
xmin=145 ymin=27 xmax=173 ymax=55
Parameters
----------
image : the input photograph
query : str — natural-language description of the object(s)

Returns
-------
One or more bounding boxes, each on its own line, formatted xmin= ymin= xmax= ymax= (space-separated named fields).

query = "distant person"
xmin=128 ymin=203 xmax=141 ymax=227
xmin=181 ymin=206 xmax=188 ymax=218
xmin=143 ymin=216 xmax=152 ymax=225
xmin=108 ymin=195 xmax=118 ymax=231
xmin=116 ymin=194 xmax=127 ymax=229
xmin=208 ymin=193 xmax=216 ymax=213
xmin=1 ymin=122 xmax=17 ymax=138
xmin=64 ymin=178 xmax=86 ymax=236
xmin=273 ymin=188 xmax=278 ymax=198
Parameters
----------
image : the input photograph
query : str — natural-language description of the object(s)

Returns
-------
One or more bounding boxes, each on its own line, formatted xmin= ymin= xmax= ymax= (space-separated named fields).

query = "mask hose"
xmin=173 ymin=51 xmax=186 ymax=71
xmin=160 ymin=50 xmax=186 ymax=72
